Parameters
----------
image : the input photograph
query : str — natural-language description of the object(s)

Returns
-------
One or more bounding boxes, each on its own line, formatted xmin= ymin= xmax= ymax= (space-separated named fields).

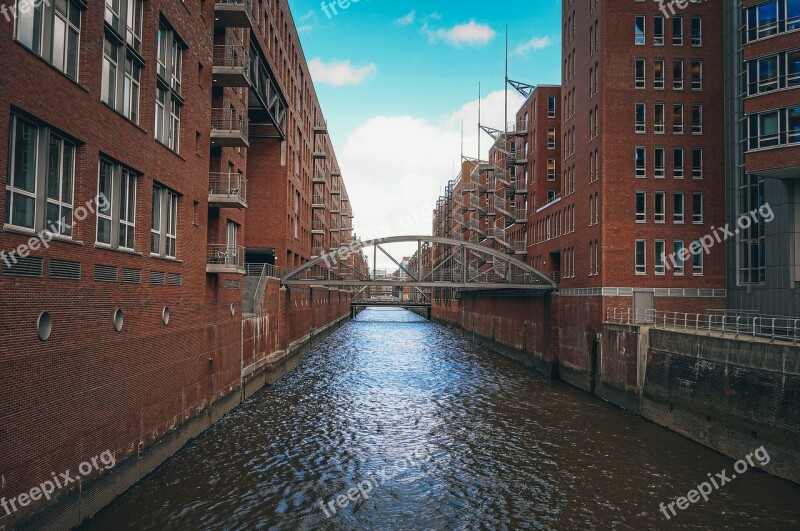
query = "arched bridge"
xmin=281 ymin=236 xmax=557 ymax=309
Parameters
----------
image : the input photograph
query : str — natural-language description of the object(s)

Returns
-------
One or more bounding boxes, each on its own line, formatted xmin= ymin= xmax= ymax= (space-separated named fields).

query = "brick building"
xmin=0 ymin=0 xmax=359 ymax=527
xmin=427 ymin=1 xmax=733 ymax=386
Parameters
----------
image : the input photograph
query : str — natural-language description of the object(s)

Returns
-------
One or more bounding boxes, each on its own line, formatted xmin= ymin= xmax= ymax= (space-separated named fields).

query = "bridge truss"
xmin=281 ymin=236 xmax=557 ymax=306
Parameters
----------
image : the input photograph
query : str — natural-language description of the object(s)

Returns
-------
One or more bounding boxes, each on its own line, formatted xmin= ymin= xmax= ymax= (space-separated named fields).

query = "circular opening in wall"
xmin=113 ymin=308 xmax=124 ymax=332
xmin=37 ymin=312 xmax=53 ymax=341
xmin=162 ymin=307 xmax=170 ymax=326
xmin=230 ymin=303 xmax=235 ymax=317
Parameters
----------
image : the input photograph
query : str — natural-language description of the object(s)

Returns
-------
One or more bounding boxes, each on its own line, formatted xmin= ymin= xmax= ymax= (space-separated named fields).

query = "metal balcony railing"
xmin=312 ymin=220 xmax=326 ymax=233
xmin=211 ymin=108 xmax=249 ymax=146
xmin=514 ymin=208 xmax=527 ymax=222
xmin=313 ymin=171 xmax=327 ymax=183
xmin=312 ymin=195 xmax=327 ymax=208
xmin=206 ymin=244 xmax=245 ymax=272
xmin=208 ymin=172 xmax=247 ymax=207
xmin=212 ymin=44 xmax=251 ymax=85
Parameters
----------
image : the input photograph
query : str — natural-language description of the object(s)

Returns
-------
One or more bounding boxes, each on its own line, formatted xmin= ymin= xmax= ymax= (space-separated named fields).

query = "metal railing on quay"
xmin=605 ymin=308 xmax=800 ymax=344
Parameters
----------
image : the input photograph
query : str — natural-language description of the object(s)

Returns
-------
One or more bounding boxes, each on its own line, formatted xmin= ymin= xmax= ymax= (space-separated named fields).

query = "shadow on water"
xmin=82 ymin=308 xmax=800 ymax=531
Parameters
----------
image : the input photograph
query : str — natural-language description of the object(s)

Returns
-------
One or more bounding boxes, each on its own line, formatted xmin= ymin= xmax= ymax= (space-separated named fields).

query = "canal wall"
xmin=4 ymin=278 xmax=350 ymax=530
xmin=601 ymin=324 xmax=800 ymax=485
xmin=431 ymin=293 xmax=558 ymax=378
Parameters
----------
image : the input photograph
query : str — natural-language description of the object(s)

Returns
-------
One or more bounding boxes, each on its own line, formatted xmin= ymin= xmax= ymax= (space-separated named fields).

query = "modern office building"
xmin=723 ymin=0 xmax=800 ymax=316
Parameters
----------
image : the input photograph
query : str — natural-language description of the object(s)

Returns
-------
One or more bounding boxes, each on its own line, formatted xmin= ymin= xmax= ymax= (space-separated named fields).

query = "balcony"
xmin=311 ymin=246 xmax=327 ymax=258
xmin=208 ymin=172 xmax=247 ymax=209
xmin=330 ymin=197 xmax=341 ymax=214
xmin=508 ymin=119 xmax=528 ymax=135
xmin=314 ymin=119 xmax=328 ymax=135
xmin=213 ymin=45 xmax=251 ymax=87
xmin=314 ymin=141 xmax=328 ymax=159
xmin=312 ymin=220 xmax=326 ymax=234
xmin=313 ymin=171 xmax=327 ymax=184
xmin=211 ymin=108 xmax=249 ymax=147
xmin=214 ymin=0 xmax=254 ymax=29
xmin=514 ymin=240 xmax=526 ymax=255
xmin=312 ymin=195 xmax=327 ymax=209
xmin=330 ymin=181 xmax=341 ymax=195
xmin=514 ymin=208 xmax=527 ymax=223
xmin=206 ymin=244 xmax=245 ymax=274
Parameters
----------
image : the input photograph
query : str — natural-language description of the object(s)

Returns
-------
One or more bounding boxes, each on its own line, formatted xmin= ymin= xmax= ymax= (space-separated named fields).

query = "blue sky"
xmin=287 ymin=0 xmax=563 ymax=265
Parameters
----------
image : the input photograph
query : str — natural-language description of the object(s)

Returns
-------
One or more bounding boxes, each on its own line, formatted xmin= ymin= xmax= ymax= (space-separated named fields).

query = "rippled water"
xmin=84 ymin=308 xmax=800 ymax=530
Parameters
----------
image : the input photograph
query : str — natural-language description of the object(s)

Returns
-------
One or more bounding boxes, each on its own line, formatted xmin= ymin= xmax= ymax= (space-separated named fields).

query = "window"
xmin=547 ymin=127 xmax=556 ymax=148
xmin=746 ymin=1 xmax=779 ymax=41
xmin=691 ymin=104 xmax=703 ymax=134
xmin=673 ymin=59 xmax=684 ymax=89
xmin=654 ymin=192 xmax=665 ymax=222
xmin=96 ymin=158 xmax=137 ymax=250
xmin=748 ymin=110 xmax=781 ymax=149
xmin=691 ymin=60 xmax=703 ymax=90
xmin=691 ymin=16 xmax=702 ymax=46
xmin=636 ymin=191 xmax=646 ymax=223
xmin=636 ymin=240 xmax=646 ymax=274
xmin=14 ymin=0 xmax=82 ymax=80
xmin=748 ymin=55 xmax=779 ymax=95
xmin=151 ymin=184 xmax=178 ymax=258
xmin=102 ymin=0 xmax=143 ymax=123
xmin=226 ymin=220 xmax=239 ymax=263
xmin=654 ymin=59 xmax=665 ymax=89
xmin=635 ymin=58 xmax=646 ymax=89
xmin=655 ymin=103 xmax=665 ymax=133
xmin=155 ymin=23 xmax=184 ymax=152
xmin=635 ymin=102 xmax=646 ymax=133
xmin=654 ymin=147 xmax=665 ymax=178
xmin=692 ymin=240 xmax=704 ymax=275
xmin=738 ymin=174 xmax=766 ymax=284
xmin=673 ymin=103 xmax=684 ymax=134
xmin=674 ymin=192 xmax=685 ymax=223
xmin=655 ymin=240 xmax=666 ymax=275
xmin=673 ymin=16 xmax=684 ymax=45
xmin=674 ymin=147 xmax=684 ymax=178
xmin=692 ymin=148 xmax=703 ymax=178
xmin=674 ymin=240 xmax=685 ymax=275
xmin=5 ymin=115 xmax=75 ymax=235
xmin=635 ymin=15 xmax=646 ymax=45
xmin=547 ymin=159 xmax=556 ymax=180
xmin=635 ymin=146 xmax=646 ymax=178
xmin=548 ymin=96 xmax=557 ymax=118
xmin=654 ymin=15 xmax=665 ymax=45
xmin=692 ymin=192 xmax=703 ymax=223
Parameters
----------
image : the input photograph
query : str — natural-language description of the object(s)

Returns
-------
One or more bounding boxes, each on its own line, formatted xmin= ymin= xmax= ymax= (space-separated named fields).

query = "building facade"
xmin=724 ymin=0 xmax=800 ymax=316
xmin=0 ymin=0 xmax=359 ymax=527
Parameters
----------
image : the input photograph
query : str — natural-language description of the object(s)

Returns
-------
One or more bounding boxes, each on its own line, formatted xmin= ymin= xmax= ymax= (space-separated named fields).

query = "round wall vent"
xmin=162 ymin=307 xmax=170 ymax=326
xmin=113 ymin=308 xmax=124 ymax=332
xmin=37 ymin=312 xmax=52 ymax=341
xmin=230 ymin=303 xmax=235 ymax=316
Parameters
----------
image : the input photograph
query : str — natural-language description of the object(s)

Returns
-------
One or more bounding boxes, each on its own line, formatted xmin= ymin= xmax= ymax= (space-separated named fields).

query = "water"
xmin=84 ymin=308 xmax=800 ymax=530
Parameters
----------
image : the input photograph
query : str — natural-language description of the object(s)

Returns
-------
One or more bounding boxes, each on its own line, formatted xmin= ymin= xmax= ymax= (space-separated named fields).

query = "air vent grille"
xmin=94 ymin=264 xmax=118 ymax=283
xmin=50 ymin=259 xmax=81 ymax=280
xmin=2 ymin=256 xmax=44 ymax=277
xmin=122 ymin=268 xmax=142 ymax=284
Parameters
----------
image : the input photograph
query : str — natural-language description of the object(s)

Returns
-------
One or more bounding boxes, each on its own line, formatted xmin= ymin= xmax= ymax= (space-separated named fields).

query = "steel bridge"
xmin=281 ymin=236 xmax=557 ymax=310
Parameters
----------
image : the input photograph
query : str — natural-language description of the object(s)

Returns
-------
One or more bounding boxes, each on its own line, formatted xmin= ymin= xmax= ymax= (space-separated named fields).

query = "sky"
xmin=287 ymin=0 xmax=563 ymax=267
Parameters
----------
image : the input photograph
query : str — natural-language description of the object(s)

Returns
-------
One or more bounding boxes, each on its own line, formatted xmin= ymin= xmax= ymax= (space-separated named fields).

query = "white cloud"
xmin=340 ymin=90 xmax=525 ymax=267
xmin=296 ymin=10 xmax=315 ymax=33
xmin=308 ymin=58 xmax=377 ymax=87
xmin=396 ymin=10 xmax=416 ymax=26
xmin=423 ymin=20 xmax=497 ymax=47
xmin=512 ymin=35 xmax=553 ymax=56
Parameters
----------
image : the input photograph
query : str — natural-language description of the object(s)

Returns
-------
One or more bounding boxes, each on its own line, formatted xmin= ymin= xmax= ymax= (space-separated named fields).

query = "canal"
xmin=84 ymin=308 xmax=800 ymax=530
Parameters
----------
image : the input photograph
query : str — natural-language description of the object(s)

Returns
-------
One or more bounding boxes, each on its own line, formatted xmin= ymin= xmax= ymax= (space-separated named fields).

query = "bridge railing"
xmin=606 ymin=307 xmax=800 ymax=344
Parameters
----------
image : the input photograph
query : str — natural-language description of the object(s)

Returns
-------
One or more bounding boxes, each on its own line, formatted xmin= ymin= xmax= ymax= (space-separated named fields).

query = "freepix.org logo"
xmin=0 ymin=0 xmax=51 ymax=24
